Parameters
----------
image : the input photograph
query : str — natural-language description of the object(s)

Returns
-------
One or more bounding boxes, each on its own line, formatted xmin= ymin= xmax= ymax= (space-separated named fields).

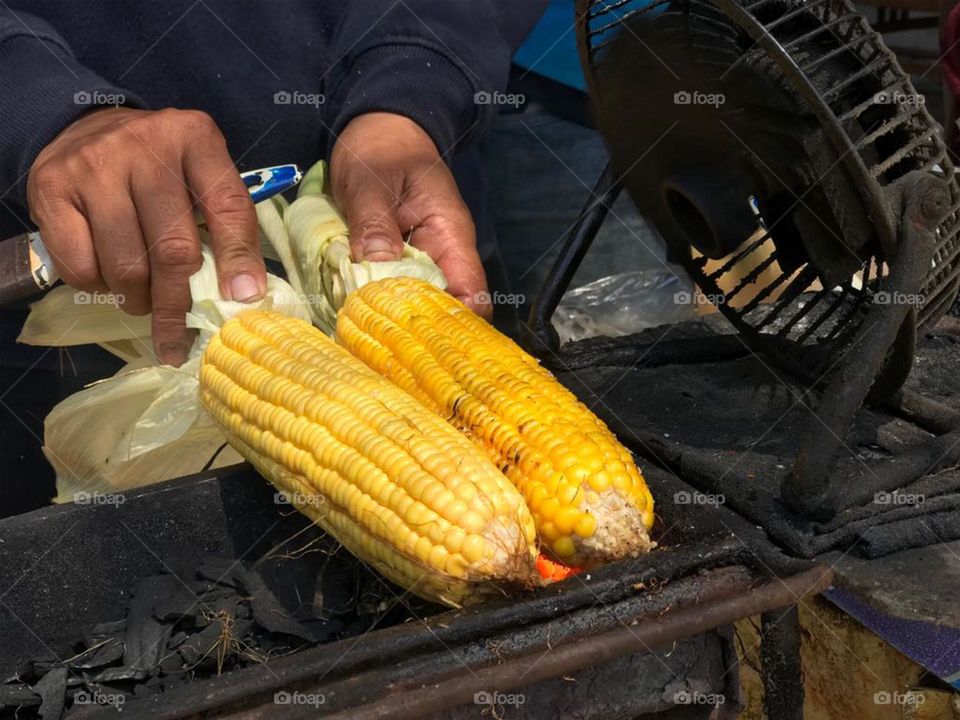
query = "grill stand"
xmin=761 ymin=606 xmax=804 ymax=720
xmin=785 ymin=171 xmax=952 ymax=519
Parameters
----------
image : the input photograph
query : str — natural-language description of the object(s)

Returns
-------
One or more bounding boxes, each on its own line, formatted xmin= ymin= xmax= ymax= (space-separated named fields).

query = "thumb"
xmin=340 ymin=183 xmax=405 ymax=262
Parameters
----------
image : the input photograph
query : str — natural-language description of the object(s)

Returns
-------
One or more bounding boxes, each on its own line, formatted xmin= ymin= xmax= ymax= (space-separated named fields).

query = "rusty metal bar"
xmin=315 ymin=566 xmax=834 ymax=720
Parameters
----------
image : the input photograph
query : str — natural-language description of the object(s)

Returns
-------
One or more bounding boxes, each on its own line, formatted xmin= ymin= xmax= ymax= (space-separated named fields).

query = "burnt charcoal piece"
xmin=90 ymin=665 xmax=147 ymax=683
xmin=68 ymin=636 xmax=124 ymax=670
xmin=196 ymin=555 xmax=245 ymax=589
xmin=33 ymin=667 xmax=66 ymax=720
xmin=239 ymin=568 xmax=317 ymax=643
xmin=83 ymin=618 xmax=127 ymax=647
xmin=152 ymin=584 xmax=202 ymax=623
xmin=177 ymin=621 xmax=229 ymax=670
xmin=158 ymin=650 xmax=184 ymax=675
xmin=117 ymin=575 xmax=180 ymax=676
xmin=0 ymin=683 xmax=40 ymax=708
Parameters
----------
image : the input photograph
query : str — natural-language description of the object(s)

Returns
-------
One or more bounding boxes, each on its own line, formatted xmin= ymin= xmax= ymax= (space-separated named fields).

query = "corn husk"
xmin=276 ymin=160 xmax=446 ymax=333
xmin=25 ymin=236 xmax=309 ymax=501
xmin=18 ymin=285 xmax=154 ymax=363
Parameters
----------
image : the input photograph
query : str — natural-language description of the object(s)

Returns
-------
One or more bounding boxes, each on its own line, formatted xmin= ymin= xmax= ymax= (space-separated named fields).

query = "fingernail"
xmin=456 ymin=294 xmax=474 ymax=306
xmin=362 ymin=235 xmax=398 ymax=260
xmin=230 ymin=273 xmax=263 ymax=303
xmin=158 ymin=342 xmax=189 ymax=367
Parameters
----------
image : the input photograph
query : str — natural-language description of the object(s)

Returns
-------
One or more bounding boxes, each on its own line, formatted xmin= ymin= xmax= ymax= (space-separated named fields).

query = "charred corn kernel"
xmin=200 ymin=310 xmax=537 ymax=607
xmin=338 ymin=279 xmax=655 ymax=567
xmin=552 ymin=537 xmax=576 ymax=559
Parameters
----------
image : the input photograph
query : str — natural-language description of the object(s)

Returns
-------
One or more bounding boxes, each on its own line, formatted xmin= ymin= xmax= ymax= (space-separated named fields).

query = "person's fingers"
xmin=27 ymin=171 xmax=106 ymax=294
xmin=87 ymin=195 xmax=151 ymax=314
xmin=182 ymin=112 xmax=264 ymax=302
xmin=132 ymin=168 xmax=202 ymax=366
xmin=337 ymin=178 xmax=406 ymax=262
xmin=415 ymin=227 xmax=491 ymax=319
xmin=398 ymin=167 xmax=491 ymax=319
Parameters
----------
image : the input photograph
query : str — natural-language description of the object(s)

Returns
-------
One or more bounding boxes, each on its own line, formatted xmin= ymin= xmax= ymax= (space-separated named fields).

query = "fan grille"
xmin=578 ymin=0 xmax=960 ymax=372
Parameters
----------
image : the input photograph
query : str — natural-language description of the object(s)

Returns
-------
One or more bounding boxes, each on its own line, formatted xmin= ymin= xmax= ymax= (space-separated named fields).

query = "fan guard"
xmin=575 ymin=0 xmax=960 ymax=380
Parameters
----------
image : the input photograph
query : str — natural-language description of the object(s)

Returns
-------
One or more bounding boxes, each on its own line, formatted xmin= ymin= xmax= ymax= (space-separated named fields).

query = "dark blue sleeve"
xmin=0 ymin=9 xmax=142 ymax=209
xmin=322 ymin=0 xmax=547 ymax=159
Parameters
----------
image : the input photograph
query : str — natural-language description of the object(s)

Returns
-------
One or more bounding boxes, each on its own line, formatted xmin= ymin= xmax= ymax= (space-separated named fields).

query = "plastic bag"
xmin=552 ymin=267 xmax=696 ymax=345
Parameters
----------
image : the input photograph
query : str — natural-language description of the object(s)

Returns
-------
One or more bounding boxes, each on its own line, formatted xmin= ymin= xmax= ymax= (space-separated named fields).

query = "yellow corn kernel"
xmin=338 ymin=278 xmax=655 ymax=567
xmin=200 ymin=310 xmax=538 ymax=607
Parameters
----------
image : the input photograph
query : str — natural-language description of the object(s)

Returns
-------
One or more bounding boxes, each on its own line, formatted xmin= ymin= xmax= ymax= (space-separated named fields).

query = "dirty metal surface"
xmin=546 ymin=319 xmax=960 ymax=559
xmin=822 ymin=540 xmax=960 ymax=628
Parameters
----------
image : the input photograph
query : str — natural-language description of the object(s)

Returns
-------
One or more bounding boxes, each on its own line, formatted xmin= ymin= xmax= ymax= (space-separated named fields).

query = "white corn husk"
xmin=20 ymin=237 xmax=310 ymax=501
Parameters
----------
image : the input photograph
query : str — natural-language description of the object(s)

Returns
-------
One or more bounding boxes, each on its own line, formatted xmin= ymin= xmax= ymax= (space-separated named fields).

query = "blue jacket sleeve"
xmin=322 ymin=0 xmax=547 ymax=159
xmin=0 ymin=9 xmax=142 ymax=209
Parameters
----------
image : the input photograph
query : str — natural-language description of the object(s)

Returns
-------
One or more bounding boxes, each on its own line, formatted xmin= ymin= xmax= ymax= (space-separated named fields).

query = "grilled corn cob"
xmin=199 ymin=310 xmax=538 ymax=606
xmin=337 ymin=278 xmax=655 ymax=567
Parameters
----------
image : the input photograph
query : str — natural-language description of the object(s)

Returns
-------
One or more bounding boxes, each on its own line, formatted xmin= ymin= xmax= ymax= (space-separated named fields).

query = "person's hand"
xmin=27 ymin=107 xmax=265 ymax=366
xmin=330 ymin=112 xmax=491 ymax=319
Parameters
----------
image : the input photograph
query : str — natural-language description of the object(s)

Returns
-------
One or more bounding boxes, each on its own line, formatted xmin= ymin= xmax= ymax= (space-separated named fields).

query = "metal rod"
xmin=761 ymin=606 xmax=804 ymax=720
xmin=524 ymin=163 xmax=620 ymax=355
xmin=321 ymin=566 xmax=834 ymax=720
xmin=881 ymin=389 xmax=960 ymax=436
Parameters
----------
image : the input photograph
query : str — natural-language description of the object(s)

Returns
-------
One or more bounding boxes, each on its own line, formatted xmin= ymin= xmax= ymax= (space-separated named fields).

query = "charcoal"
xmin=231 ymin=618 xmax=254 ymax=643
xmin=195 ymin=585 xmax=237 ymax=604
xmin=152 ymin=584 xmax=201 ymax=623
xmin=90 ymin=665 xmax=147 ymax=682
xmin=123 ymin=575 xmax=179 ymax=672
xmin=33 ymin=667 xmax=66 ymax=720
xmin=0 ymin=683 xmax=41 ymax=708
xmin=178 ymin=598 xmax=240 ymax=668
xmin=168 ymin=631 xmax=188 ymax=649
xmin=177 ymin=622 xmax=225 ymax=668
xmin=196 ymin=556 xmax=244 ymax=588
xmin=69 ymin=637 xmax=124 ymax=670
xmin=158 ymin=651 xmax=183 ymax=674
xmin=85 ymin=619 xmax=126 ymax=640
xmin=30 ymin=660 xmax=62 ymax=677
xmin=239 ymin=569 xmax=317 ymax=642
